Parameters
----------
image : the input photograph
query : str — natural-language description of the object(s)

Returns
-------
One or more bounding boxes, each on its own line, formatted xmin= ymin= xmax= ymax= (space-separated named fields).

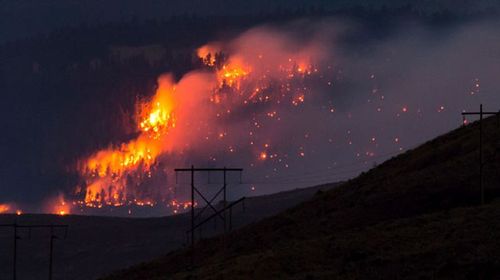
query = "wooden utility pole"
xmin=0 ymin=223 xmax=68 ymax=280
xmin=0 ymin=222 xmax=21 ymax=280
xmin=13 ymin=223 xmax=18 ymax=280
xmin=174 ymin=166 xmax=243 ymax=265
xmin=462 ymin=104 xmax=498 ymax=205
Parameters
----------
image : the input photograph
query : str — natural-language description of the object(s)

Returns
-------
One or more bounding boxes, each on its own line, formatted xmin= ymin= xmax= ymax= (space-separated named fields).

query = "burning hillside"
xmin=70 ymin=27 xmax=332 ymax=215
xmin=3 ymin=19 xmax=495 ymax=217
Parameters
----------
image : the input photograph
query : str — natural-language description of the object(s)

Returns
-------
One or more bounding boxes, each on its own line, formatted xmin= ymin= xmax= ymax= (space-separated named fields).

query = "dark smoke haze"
xmin=1 ymin=16 xmax=500 ymax=215
xmin=171 ymin=18 xmax=500 ymax=199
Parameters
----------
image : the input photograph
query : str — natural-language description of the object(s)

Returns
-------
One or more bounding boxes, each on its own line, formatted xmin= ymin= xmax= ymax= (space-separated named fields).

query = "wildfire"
xmin=0 ymin=203 xmax=21 ymax=215
xmin=197 ymin=44 xmax=220 ymax=67
xmin=138 ymin=98 xmax=175 ymax=140
xmin=75 ymin=79 xmax=179 ymax=208
xmin=49 ymin=194 xmax=71 ymax=216
xmin=0 ymin=203 xmax=11 ymax=214
xmin=72 ymin=31 xmax=325 ymax=214
xmin=170 ymin=199 xmax=197 ymax=214
xmin=217 ymin=61 xmax=250 ymax=89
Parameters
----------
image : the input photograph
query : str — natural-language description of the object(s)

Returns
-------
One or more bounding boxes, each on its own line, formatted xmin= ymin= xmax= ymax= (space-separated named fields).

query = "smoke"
xmin=332 ymin=18 xmax=500 ymax=143
xmin=72 ymin=22 xmax=337 ymax=212
xmin=174 ymin=17 xmax=500 ymax=197
xmin=6 ymin=17 xmax=500 ymax=216
xmin=185 ymin=18 xmax=499 ymax=183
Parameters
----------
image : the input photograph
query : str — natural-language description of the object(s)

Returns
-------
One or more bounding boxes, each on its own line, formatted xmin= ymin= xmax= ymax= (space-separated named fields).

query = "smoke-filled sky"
xmin=168 ymin=18 xmax=500 ymax=194
xmin=1 ymin=16 xmax=500 ymax=216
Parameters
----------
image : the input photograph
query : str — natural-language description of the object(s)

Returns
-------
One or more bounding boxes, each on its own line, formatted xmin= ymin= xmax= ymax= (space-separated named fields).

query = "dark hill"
xmin=102 ymin=115 xmax=500 ymax=279
xmin=0 ymin=184 xmax=336 ymax=280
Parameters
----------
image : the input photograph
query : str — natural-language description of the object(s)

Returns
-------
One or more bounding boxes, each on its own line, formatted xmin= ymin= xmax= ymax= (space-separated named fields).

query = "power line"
xmin=174 ymin=166 xmax=244 ymax=266
xmin=173 ymin=146 xmax=415 ymax=188
xmin=461 ymin=104 xmax=498 ymax=205
xmin=0 ymin=223 xmax=68 ymax=280
xmin=256 ymin=146 xmax=415 ymax=182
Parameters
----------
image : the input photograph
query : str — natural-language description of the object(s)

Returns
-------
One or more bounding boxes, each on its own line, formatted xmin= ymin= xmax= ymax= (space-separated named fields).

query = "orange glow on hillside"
xmin=0 ymin=204 xmax=11 ymax=214
xmin=77 ymin=77 xmax=178 ymax=208
xmin=50 ymin=194 xmax=71 ymax=216
xmin=72 ymin=33 xmax=323 ymax=212
xmin=216 ymin=57 xmax=251 ymax=90
xmin=197 ymin=44 xmax=219 ymax=66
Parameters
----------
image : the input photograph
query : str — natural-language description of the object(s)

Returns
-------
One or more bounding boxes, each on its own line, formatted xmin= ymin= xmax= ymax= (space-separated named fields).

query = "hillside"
xmin=0 ymin=184 xmax=334 ymax=280
xmin=102 ymin=115 xmax=500 ymax=279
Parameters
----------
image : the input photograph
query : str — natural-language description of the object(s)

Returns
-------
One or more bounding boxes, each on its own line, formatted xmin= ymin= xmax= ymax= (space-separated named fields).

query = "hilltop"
xmin=103 ymin=115 xmax=500 ymax=279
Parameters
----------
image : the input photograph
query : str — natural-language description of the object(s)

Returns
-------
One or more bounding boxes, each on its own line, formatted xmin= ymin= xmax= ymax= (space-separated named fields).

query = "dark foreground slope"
xmin=103 ymin=115 xmax=500 ymax=279
xmin=0 ymin=184 xmax=334 ymax=280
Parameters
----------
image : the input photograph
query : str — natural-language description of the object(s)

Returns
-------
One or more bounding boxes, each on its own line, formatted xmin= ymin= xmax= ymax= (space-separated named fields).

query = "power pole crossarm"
xmin=174 ymin=166 xmax=243 ymax=266
xmin=0 ymin=223 xmax=68 ymax=280
xmin=461 ymin=112 xmax=498 ymax=115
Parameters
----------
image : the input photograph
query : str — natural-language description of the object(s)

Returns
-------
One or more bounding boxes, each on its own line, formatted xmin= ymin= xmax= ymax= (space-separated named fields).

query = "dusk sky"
xmin=1 ymin=1 xmax=500 ymax=216
xmin=3 ymin=3 xmax=500 ymax=280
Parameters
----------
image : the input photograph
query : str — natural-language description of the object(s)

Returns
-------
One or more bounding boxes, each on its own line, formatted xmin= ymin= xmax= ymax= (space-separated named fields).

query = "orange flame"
xmin=197 ymin=44 xmax=220 ymax=67
xmin=0 ymin=203 xmax=21 ymax=215
xmin=78 ymin=79 xmax=177 ymax=207
xmin=47 ymin=194 xmax=72 ymax=216
xmin=0 ymin=204 xmax=11 ymax=214
xmin=217 ymin=63 xmax=250 ymax=90
xmin=74 ymin=33 xmax=323 ymax=212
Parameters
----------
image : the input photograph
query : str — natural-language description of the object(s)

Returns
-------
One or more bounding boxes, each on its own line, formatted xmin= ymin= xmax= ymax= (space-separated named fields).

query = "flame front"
xmin=73 ymin=29 xmax=327 ymax=214
xmin=78 ymin=82 xmax=177 ymax=208
xmin=197 ymin=44 xmax=219 ymax=67
xmin=217 ymin=59 xmax=250 ymax=90
xmin=0 ymin=203 xmax=22 ymax=215
xmin=0 ymin=204 xmax=11 ymax=214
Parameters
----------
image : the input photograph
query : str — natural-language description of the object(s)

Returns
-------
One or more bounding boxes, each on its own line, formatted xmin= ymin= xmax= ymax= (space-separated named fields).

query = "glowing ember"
xmin=259 ymin=152 xmax=268 ymax=160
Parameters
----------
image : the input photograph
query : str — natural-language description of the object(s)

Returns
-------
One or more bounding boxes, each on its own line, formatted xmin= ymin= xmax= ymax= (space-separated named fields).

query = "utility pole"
xmin=0 ymin=223 xmax=20 ymax=280
xmin=174 ymin=166 xmax=243 ymax=263
xmin=462 ymin=104 xmax=498 ymax=205
xmin=190 ymin=165 xmax=194 ymax=253
xmin=13 ymin=223 xmax=18 ymax=280
xmin=0 ymin=223 xmax=68 ymax=280
xmin=223 ymin=167 xmax=227 ymax=235
xmin=49 ymin=226 xmax=54 ymax=280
